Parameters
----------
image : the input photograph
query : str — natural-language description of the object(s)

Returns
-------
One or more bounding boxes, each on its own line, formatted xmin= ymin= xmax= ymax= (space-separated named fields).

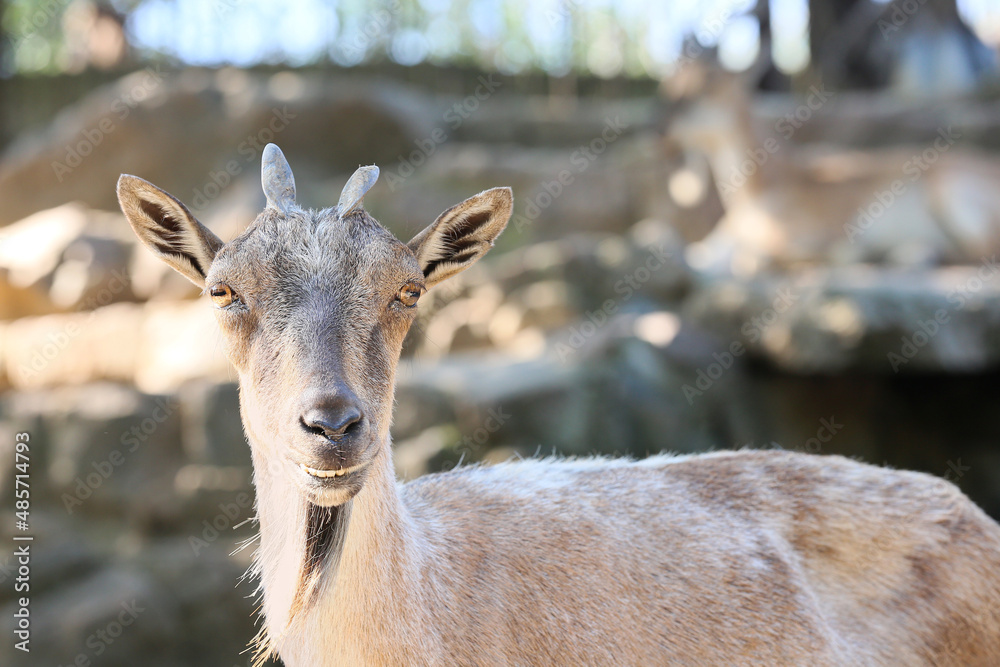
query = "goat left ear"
xmin=117 ymin=174 xmax=224 ymax=288
xmin=407 ymin=187 xmax=513 ymax=288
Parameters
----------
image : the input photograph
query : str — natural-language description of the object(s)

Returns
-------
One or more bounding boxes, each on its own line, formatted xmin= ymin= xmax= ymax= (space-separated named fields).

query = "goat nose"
xmin=301 ymin=404 xmax=363 ymax=441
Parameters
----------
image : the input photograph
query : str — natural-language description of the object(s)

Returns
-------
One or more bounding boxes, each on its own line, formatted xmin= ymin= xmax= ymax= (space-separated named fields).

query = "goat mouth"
xmin=297 ymin=459 xmax=370 ymax=507
xmin=299 ymin=462 xmax=368 ymax=479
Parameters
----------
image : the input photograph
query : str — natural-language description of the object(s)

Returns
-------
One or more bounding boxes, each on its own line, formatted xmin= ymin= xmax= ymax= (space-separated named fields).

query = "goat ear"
xmin=407 ymin=187 xmax=513 ymax=288
xmin=117 ymin=174 xmax=223 ymax=288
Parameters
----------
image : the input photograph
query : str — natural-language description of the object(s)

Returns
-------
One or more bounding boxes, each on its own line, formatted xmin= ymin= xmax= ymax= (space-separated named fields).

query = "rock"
xmin=135 ymin=300 xmax=232 ymax=393
xmin=2 ymin=300 xmax=232 ymax=391
xmin=392 ymin=381 xmax=457 ymax=443
xmin=177 ymin=381 xmax=249 ymax=468
xmin=47 ymin=233 xmax=136 ymax=311
xmin=406 ymin=228 xmax=691 ymax=360
xmin=509 ymin=280 xmax=576 ymax=331
xmin=395 ymin=315 xmax=765 ymax=467
xmin=1 ymin=383 xmax=185 ymax=519
xmin=396 ymin=352 xmax=587 ymax=461
xmin=453 ymin=94 xmax=654 ymax=147
xmin=0 ymin=204 xmax=139 ymax=318
xmin=684 ymin=265 xmax=1000 ymax=373
xmin=128 ymin=537 xmax=258 ymax=666
xmin=3 ymin=302 xmax=143 ymax=389
xmin=394 ymin=425 xmax=461 ymax=481
xmin=627 ymin=218 xmax=691 ymax=301
xmin=0 ymin=69 xmax=439 ymax=225
xmin=0 ymin=566 xmax=171 ymax=667
xmin=0 ymin=323 xmax=7 ymax=392
xmin=376 ymin=142 xmax=636 ymax=242
xmin=0 ymin=510 xmax=101 ymax=603
xmin=0 ymin=204 xmax=88 ymax=288
xmin=0 ymin=271 xmax=54 ymax=320
xmin=0 ymin=537 xmax=258 ymax=667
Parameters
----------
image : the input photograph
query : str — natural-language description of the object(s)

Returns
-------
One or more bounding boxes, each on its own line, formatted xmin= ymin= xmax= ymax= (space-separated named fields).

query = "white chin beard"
xmin=308 ymin=485 xmax=359 ymax=508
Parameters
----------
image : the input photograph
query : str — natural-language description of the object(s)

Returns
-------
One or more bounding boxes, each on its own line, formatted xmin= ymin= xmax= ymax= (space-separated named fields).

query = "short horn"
xmin=262 ymin=143 xmax=296 ymax=213
xmin=338 ymin=165 xmax=379 ymax=217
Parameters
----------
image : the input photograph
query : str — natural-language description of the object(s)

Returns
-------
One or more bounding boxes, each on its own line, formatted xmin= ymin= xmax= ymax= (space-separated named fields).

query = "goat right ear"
xmin=117 ymin=174 xmax=224 ymax=288
xmin=407 ymin=187 xmax=513 ymax=288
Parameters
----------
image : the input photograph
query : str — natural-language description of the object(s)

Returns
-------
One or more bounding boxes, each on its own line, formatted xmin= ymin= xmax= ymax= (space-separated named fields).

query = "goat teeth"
xmin=301 ymin=463 xmax=362 ymax=479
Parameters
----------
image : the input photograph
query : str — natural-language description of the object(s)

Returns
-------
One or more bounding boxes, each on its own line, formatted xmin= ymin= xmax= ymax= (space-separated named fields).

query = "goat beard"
xmin=289 ymin=500 xmax=353 ymax=621
xmin=249 ymin=499 xmax=352 ymax=667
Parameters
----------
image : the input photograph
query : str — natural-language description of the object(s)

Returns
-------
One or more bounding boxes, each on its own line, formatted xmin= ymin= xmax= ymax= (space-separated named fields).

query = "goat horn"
xmin=338 ymin=165 xmax=379 ymax=217
xmin=262 ymin=143 xmax=296 ymax=213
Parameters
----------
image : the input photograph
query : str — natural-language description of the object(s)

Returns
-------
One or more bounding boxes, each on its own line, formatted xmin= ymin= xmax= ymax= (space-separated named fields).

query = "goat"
xmin=117 ymin=144 xmax=1000 ymax=666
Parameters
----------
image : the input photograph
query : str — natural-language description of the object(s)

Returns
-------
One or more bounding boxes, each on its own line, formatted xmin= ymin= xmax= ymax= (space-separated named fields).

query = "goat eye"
xmin=209 ymin=283 xmax=236 ymax=308
xmin=397 ymin=283 xmax=422 ymax=308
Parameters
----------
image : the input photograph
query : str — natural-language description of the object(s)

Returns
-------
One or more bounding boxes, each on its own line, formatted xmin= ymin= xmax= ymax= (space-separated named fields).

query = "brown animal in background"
xmin=117 ymin=144 xmax=1000 ymax=666
xmin=668 ymin=66 xmax=1000 ymax=273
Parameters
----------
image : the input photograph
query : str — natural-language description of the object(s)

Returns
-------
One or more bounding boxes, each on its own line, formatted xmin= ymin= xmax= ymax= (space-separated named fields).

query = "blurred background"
xmin=2 ymin=0 xmax=1000 ymax=664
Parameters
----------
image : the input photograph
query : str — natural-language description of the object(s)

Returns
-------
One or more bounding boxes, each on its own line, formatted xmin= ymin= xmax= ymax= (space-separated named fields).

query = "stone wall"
xmin=3 ymin=65 xmax=1000 ymax=665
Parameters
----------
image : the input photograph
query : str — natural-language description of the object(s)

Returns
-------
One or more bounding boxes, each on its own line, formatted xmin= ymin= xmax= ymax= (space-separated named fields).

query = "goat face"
xmin=118 ymin=144 xmax=512 ymax=507
xmin=205 ymin=203 xmax=423 ymax=506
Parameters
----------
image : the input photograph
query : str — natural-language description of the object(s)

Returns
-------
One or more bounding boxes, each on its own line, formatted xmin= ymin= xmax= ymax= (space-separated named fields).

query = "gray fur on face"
xmin=207 ymin=206 xmax=422 ymax=446
xmin=119 ymin=146 xmax=512 ymax=467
